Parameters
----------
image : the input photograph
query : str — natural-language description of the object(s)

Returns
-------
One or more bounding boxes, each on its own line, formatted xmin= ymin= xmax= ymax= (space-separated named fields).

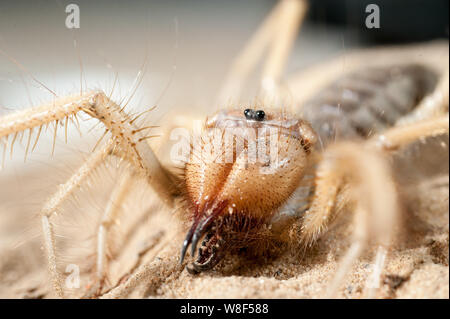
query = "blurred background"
xmin=308 ymin=0 xmax=448 ymax=43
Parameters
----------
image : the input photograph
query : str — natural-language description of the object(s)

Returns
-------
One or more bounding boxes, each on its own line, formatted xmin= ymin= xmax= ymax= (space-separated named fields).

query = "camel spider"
xmin=0 ymin=0 xmax=448 ymax=299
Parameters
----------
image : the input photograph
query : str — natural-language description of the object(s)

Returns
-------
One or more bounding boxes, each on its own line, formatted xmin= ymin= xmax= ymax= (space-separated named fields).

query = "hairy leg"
xmin=82 ymin=170 xmax=135 ymax=298
xmin=292 ymin=115 xmax=448 ymax=298
xmin=296 ymin=143 xmax=399 ymax=298
xmin=0 ymin=91 xmax=177 ymax=205
xmin=41 ymin=140 xmax=113 ymax=298
xmin=216 ymin=0 xmax=307 ymax=105
xmin=1 ymin=90 xmax=181 ymax=297
xmin=396 ymin=71 xmax=449 ymax=126
xmin=370 ymin=115 xmax=449 ymax=152
xmin=101 ymin=240 xmax=181 ymax=299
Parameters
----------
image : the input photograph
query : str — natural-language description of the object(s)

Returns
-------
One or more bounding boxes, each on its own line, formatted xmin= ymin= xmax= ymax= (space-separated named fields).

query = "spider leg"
xmin=101 ymin=242 xmax=181 ymax=299
xmin=369 ymin=115 xmax=449 ymax=152
xmin=96 ymin=171 xmax=134 ymax=287
xmin=296 ymin=116 xmax=448 ymax=298
xmin=292 ymin=142 xmax=400 ymax=298
xmin=1 ymin=91 xmax=178 ymax=206
xmin=216 ymin=0 xmax=307 ymax=105
xmin=361 ymin=115 xmax=448 ymax=297
xmin=41 ymin=139 xmax=114 ymax=298
xmin=286 ymin=42 xmax=448 ymax=111
xmin=1 ymin=91 xmax=181 ymax=297
xmin=364 ymin=245 xmax=388 ymax=298
xmin=82 ymin=170 xmax=135 ymax=298
xmin=396 ymin=71 xmax=449 ymax=126
xmin=261 ymin=0 xmax=306 ymax=97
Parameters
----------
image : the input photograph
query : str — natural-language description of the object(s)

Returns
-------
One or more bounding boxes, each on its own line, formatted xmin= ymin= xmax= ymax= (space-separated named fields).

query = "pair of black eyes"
xmin=244 ymin=109 xmax=265 ymax=121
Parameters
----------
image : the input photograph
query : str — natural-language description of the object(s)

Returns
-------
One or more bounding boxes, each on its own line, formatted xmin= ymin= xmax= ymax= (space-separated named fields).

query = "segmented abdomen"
xmin=301 ymin=64 xmax=438 ymax=146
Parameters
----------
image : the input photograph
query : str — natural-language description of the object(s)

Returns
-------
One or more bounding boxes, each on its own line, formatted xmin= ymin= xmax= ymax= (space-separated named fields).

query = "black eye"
xmin=244 ymin=109 xmax=253 ymax=120
xmin=255 ymin=110 xmax=265 ymax=121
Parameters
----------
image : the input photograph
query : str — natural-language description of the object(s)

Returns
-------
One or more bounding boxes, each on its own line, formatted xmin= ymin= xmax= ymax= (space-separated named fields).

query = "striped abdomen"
xmin=301 ymin=64 xmax=438 ymax=147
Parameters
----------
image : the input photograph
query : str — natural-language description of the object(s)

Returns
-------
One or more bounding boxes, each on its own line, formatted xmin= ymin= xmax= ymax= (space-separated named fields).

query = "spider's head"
xmin=180 ymin=108 xmax=317 ymax=273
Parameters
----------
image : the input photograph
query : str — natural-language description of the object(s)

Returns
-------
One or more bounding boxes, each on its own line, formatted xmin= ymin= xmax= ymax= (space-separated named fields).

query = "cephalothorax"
xmin=181 ymin=108 xmax=316 ymax=273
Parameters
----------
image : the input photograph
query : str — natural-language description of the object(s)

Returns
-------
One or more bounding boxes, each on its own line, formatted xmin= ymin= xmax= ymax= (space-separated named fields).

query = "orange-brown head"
xmin=180 ymin=108 xmax=317 ymax=273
